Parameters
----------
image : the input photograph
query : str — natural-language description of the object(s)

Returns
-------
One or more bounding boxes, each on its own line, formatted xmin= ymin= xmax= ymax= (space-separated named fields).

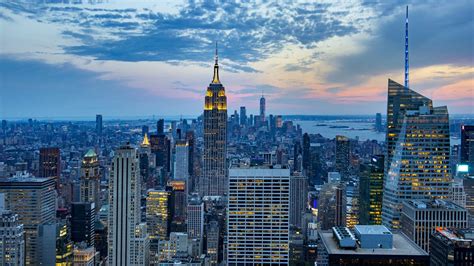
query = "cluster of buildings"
xmin=0 ymin=5 xmax=474 ymax=266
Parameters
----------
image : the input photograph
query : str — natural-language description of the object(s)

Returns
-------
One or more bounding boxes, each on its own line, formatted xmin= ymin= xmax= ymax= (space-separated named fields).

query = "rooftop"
xmin=319 ymin=231 xmax=427 ymax=256
xmin=229 ymin=167 xmax=290 ymax=177
xmin=355 ymin=225 xmax=392 ymax=235
xmin=405 ymin=199 xmax=465 ymax=210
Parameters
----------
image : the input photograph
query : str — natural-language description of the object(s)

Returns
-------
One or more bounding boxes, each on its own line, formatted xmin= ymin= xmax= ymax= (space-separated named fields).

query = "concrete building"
xmin=317 ymin=225 xmax=429 ymax=265
xmin=290 ymin=173 xmax=308 ymax=228
xmin=430 ymin=228 xmax=474 ymax=266
xmin=401 ymin=200 xmax=468 ymax=252
xmin=187 ymin=193 xmax=204 ymax=253
xmin=227 ymin=167 xmax=290 ymax=265
xmin=80 ymin=149 xmax=101 ymax=213
xmin=108 ymin=144 xmax=149 ymax=266
xmin=73 ymin=244 xmax=96 ymax=266
xmin=0 ymin=206 xmax=25 ymax=265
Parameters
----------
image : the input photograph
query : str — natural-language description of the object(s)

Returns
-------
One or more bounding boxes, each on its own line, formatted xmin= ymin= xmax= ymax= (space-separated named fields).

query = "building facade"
xmin=289 ymin=173 xmax=308 ymax=228
xmin=359 ymin=155 xmax=384 ymax=225
xmin=0 ymin=209 xmax=25 ymax=266
xmin=80 ymin=149 xmax=101 ymax=213
xmin=430 ymin=228 xmax=474 ymax=266
xmin=227 ymin=167 xmax=290 ymax=264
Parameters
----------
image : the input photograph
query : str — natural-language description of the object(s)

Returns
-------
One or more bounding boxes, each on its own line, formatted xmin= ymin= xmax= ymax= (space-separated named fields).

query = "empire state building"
xmin=201 ymin=44 xmax=227 ymax=196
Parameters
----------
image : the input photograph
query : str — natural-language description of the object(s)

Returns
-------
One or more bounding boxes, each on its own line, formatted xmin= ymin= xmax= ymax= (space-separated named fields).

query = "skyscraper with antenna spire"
xmin=201 ymin=42 xmax=227 ymax=196
xmin=404 ymin=5 xmax=409 ymax=88
xmin=259 ymin=91 xmax=266 ymax=125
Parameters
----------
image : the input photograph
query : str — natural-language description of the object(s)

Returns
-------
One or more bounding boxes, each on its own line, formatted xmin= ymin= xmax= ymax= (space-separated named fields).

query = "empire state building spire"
xmin=404 ymin=5 xmax=409 ymax=88
xmin=212 ymin=41 xmax=220 ymax=84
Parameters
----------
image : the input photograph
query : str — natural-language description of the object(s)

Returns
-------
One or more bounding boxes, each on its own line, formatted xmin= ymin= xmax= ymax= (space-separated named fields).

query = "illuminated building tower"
xmin=260 ymin=93 xmax=266 ymax=126
xmin=150 ymin=134 xmax=171 ymax=176
xmin=96 ymin=114 xmax=103 ymax=135
xmin=359 ymin=155 xmax=384 ymax=225
xmin=0 ymin=175 xmax=56 ymax=265
xmin=55 ymin=220 xmax=73 ymax=265
xmin=382 ymin=79 xmax=451 ymax=229
xmin=227 ymin=167 xmax=290 ymax=264
xmin=169 ymin=180 xmax=187 ymax=231
xmin=71 ymin=202 xmax=95 ymax=247
xmin=139 ymin=134 xmax=153 ymax=190
xmin=0 ymin=202 xmax=25 ymax=266
xmin=461 ymin=125 xmax=474 ymax=174
xmin=108 ymin=144 xmax=149 ymax=266
xmin=202 ymin=43 xmax=227 ymax=197
xmin=146 ymin=189 xmax=171 ymax=264
xmin=335 ymin=135 xmax=350 ymax=180
xmin=80 ymin=149 xmax=101 ymax=214
xmin=187 ymin=193 xmax=204 ymax=239
xmin=290 ymin=173 xmax=308 ymax=228
xmin=39 ymin=147 xmax=61 ymax=188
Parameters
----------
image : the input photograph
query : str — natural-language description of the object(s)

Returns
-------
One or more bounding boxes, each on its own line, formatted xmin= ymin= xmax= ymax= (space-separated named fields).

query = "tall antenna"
xmin=215 ymin=41 xmax=218 ymax=65
xmin=404 ymin=5 xmax=409 ymax=88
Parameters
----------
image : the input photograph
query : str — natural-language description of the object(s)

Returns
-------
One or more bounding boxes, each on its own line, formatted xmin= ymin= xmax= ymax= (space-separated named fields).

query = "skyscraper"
xmin=259 ymin=93 xmax=266 ymax=125
xmin=239 ymin=106 xmax=247 ymax=126
xmin=39 ymin=147 xmax=61 ymax=187
xmin=0 ymin=175 xmax=56 ymax=265
xmin=202 ymin=43 xmax=227 ymax=197
xmin=227 ymin=167 xmax=290 ymax=264
xmin=375 ymin=113 xmax=382 ymax=132
xmin=71 ymin=202 xmax=95 ymax=247
xmin=157 ymin=119 xmax=164 ymax=135
xmin=187 ymin=193 xmax=204 ymax=252
xmin=146 ymin=189 xmax=171 ymax=264
xmin=173 ymin=140 xmax=189 ymax=182
xmin=359 ymin=155 xmax=384 ymax=225
xmin=0 ymin=196 xmax=25 ymax=266
xmin=96 ymin=114 xmax=103 ymax=135
xmin=382 ymin=79 xmax=451 ymax=229
xmin=290 ymin=173 xmax=308 ymax=228
xmin=108 ymin=144 xmax=149 ymax=266
xmin=335 ymin=135 xmax=350 ymax=180
xmin=80 ymin=149 xmax=101 ymax=213
xmin=461 ymin=125 xmax=474 ymax=174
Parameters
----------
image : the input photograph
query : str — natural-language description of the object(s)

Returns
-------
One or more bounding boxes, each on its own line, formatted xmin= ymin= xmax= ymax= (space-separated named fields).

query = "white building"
xmin=227 ymin=167 xmax=290 ymax=265
xmin=174 ymin=140 xmax=189 ymax=182
xmin=108 ymin=144 xmax=149 ymax=266
xmin=73 ymin=245 xmax=95 ymax=266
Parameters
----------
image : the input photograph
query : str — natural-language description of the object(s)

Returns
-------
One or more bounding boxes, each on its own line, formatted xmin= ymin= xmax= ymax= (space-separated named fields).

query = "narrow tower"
xmin=259 ymin=91 xmax=266 ymax=125
xmin=202 ymin=42 xmax=227 ymax=196
xmin=404 ymin=5 xmax=409 ymax=88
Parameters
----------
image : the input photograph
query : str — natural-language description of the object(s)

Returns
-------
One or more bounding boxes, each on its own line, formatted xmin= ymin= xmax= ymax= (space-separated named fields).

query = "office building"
xmin=317 ymin=225 xmax=429 ymax=265
xmin=80 ymin=149 xmax=101 ymax=213
xmin=383 ymin=79 xmax=451 ymax=229
xmin=430 ymin=228 xmax=474 ymax=266
xmin=227 ymin=167 xmax=290 ymax=264
xmin=461 ymin=125 xmax=474 ymax=175
xmin=239 ymin=106 xmax=247 ymax=126
xmin=318 ymin=182 xmax=346 ymax=230
xmin=206 ymin=220 xmax=219 ymax=265
xmin=0 ymin=207 xmax=25 ymax=266
xmin=96 ymin=114 xmax=102 ymax=135
xmin=55 ymin=220 xmax=74 ymax=265
xmin=401 ymin=200 xmax=468 ymax=252
xmin=359 ymin=155 xmax=384 ymax=225
xmin=71 ymin=202 xmax=95 ymax=247
xmin=174 ymin=140 xmax=189 ymax=182
xmin=375 ymin=112 xmax=382 ymax=132
xmin=169 ymin=180 xmax=187 ymax=229
xmin=335 ymin=135 xmax=350 ymax=180
xmin=108 ymin=144 xmax=149 ymax=265
xmin=157 ymin=119 xmax=164 ymax=135
xmin=0 ymin=175 xmax=56 ymax=265
xmin=290 ymin=173 xmax=308 ymax=228
xmin=187 ymin=193 xmax=204 ymax=253
xmin=39 ymin=147 xmax=61 ymax=187
xmin=202 ymin=44 xmax=227 ymax=197
xmin=146 ymin=188 xmax=171 ymax=264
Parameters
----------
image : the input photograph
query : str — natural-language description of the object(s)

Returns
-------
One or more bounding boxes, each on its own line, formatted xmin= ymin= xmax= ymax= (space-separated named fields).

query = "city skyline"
xmin=1 ymin=0 xmax=473 ymax=119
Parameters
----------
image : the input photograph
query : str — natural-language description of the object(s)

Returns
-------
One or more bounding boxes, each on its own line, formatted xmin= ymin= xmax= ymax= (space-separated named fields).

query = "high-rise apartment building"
xmin=335 ymin=135 xmax=350 ymax=180
xmin=80 ymin=149 xmax=101 ymax=213
xmin=359 ymin=155 xmax=384 ymax=225
xmin=290 ymin=173 xmax=308 ymax=228
xmin=0 ymin=175 xmax=56 ymax=265
xmin=227 ymin=167 xmax=290 ymax=264
xmin=202 ymin=45 xmax=227 ymax=197
xmin=382 ymin=80 xmax=451 ymax=229
xmin=108 ymin=144 xmax=149 ymax=266
xmin=400 ymin=200 xmax=468 ymax=252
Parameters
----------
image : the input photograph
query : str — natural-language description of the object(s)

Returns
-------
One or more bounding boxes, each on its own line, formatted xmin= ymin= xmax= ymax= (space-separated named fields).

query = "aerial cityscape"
xmin=0 ymin=1 xmax=473 ymax=266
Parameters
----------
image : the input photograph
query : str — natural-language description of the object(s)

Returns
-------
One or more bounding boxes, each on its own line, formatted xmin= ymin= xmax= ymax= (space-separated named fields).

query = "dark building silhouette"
xmin=359 ymin=155 xmax=384 ymax=225
xmin=39 ymin=147 xmax=61 ymax=187
xmin=71 ymin=202 xmax=95 ymax=247
xmin=96 ymin=114 xmax=102 ymax=135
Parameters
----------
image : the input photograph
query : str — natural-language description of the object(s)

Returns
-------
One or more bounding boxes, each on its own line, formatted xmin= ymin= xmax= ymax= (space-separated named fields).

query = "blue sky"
xmin=0 ymin=0 xmax=473 ymax=119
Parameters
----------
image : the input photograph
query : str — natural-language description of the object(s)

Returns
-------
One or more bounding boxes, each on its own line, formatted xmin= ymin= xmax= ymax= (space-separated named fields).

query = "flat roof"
xmin=0 ymin=176 xmax=55 ymax=184
xmin=319 ymin=231 xmax=428 ymax=256
xmin=229 ymin=168 xmax=290 ymax=177
xmin=355 ymin=225 xmax=392 ymax=235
